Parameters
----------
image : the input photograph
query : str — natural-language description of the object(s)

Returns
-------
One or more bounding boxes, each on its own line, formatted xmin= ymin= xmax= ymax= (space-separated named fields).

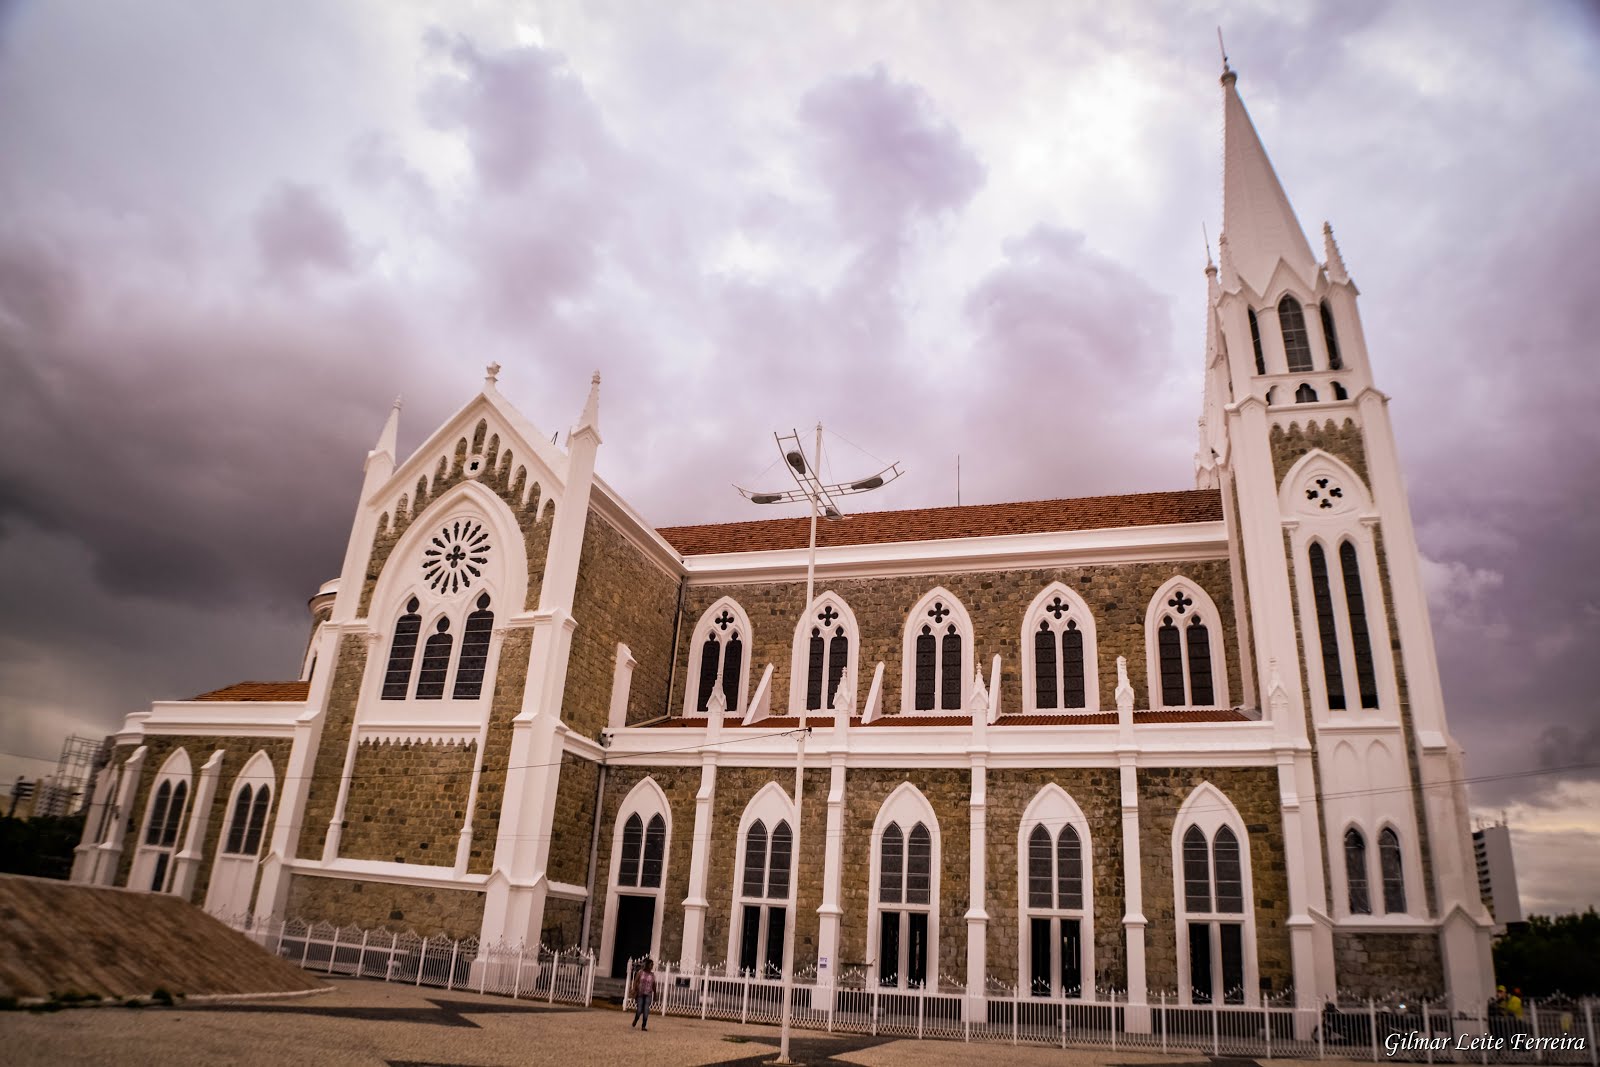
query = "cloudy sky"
xmin=1 ymin=1 xmax=1597 ymax=912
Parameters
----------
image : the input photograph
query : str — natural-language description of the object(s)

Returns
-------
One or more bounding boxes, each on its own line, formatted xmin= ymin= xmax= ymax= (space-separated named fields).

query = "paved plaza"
xmin=4 ymin=977 xmax=1281 ymax=1066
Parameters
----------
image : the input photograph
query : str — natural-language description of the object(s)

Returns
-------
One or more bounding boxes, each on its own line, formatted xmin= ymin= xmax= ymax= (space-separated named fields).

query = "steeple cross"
xmin=1167 ymin=591 xmax=1194 ymax=615
xmin=714 ymin=610 xmax=735 ymax=630
xmin=928 ymin=602 xmax=951 ymax=624
xmin=1045 ymin=596 xmax=1071 ymax=620
xmin=817 ymin=605 xmax=839 ymax=626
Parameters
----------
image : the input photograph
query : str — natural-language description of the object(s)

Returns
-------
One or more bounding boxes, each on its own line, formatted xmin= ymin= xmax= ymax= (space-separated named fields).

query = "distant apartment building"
xmin=1473 ymin=822 xmax=1524 ymax=929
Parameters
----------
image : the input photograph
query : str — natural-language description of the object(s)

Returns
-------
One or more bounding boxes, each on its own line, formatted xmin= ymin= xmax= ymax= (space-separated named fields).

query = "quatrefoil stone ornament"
xmin=928 ymin=602 xmax=951 ymax=623
xmin=817 ymin=605 xmax=839 ymax=627
xmin=1168 ymin=591 xmax=1193 ymax=615
xmin=715 ymin=610 xmax=735 ymax=630
xmin=1045 ymin=596 xmax=1070 ymax=620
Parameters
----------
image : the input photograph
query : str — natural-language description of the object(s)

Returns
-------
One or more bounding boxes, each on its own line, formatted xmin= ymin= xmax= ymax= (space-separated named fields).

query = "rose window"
xmin=423 ymin=520 xmax=492 ymax=595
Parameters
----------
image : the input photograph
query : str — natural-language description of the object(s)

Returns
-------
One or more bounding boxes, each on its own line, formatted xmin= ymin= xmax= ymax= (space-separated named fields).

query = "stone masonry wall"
xmin=588 ymin=765 xmax=699 ymax=962
xmin=113 ymin=734 xmax=293 ymax=899
xmin=287 ymin=874 xmax=484 ymax=940
xmin=838 ymin=768 xmax=970 ymax=985
xmin=985 ymin=768 xmax=1125 ymax=990
xmin=298 ymin=633 xmax=369 ymax=859
xmin=542 ymin=897 xmax=585 ymax=950
xmin=699 ymin=765 xmax=828 ymax=974
xmin=566 ymin=509 xmax=681 ymax=737
xmin=676 ymin=558 xmax=1241 ymax=720
xmin=1269 ymin=418 xmax=1370 ymax=488
xmin=1332 ymin=931 xmax=1445 ymax=998
xmin=1137 ymin=767 xmax=1292 ymax=998
xmin=547 ymin=752 xmax=601 ymax=888
xmin=466 ymin=629 xmax=531 ymax=875
xmin=338 ymin=740 xmax=475 ymax=866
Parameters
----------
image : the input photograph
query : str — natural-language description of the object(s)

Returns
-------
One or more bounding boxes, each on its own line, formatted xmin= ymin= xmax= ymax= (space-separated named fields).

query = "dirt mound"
xmin=0 ymin=874 xmax=324 ymax=1000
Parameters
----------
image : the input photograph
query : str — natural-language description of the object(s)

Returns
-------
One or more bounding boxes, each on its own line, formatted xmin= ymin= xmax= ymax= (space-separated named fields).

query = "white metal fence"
xmin=621 ymin=961 xmax=1597 ymax=1065
xmin=218 ymin=914 xmax=594 ymax=1007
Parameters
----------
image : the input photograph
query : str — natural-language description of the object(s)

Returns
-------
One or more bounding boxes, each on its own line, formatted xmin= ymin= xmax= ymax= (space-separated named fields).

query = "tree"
xmin=1493 ymin=911 xmax=1600 ymax=998
xmin=0 ymin=813 xmax=85 ymax=880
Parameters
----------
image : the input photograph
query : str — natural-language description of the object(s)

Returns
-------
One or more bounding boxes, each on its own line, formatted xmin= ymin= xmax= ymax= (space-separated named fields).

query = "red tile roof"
xmin=190 ymin=681 xmax=311 ymax=702
xmin=656 ymin=489 xmax=1222 ymax=556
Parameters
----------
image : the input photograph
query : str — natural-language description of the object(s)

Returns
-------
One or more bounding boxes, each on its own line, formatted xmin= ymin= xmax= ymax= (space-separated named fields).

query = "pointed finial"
xmin=1218 ymin=28 xmax=1235 ymax=84
xmin=1202 ymin=222 xmax=1216 ymax=274
xmin=392 ymin=395 xmax=403 ymax=411
xmin=572 ymin=369 xmax=602 ymax=442
xmin=485 ymin=362 xmax=501 ymax=387
xmin=1323 ymin=221 xmax=1349 ymax=284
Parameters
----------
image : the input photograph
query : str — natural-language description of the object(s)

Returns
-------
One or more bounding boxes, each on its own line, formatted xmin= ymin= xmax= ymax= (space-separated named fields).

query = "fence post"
xmin=702 ymin=965 xmax=709 ymax=1022
xmin=1212 ymin=1003 xmax=1220 ymax=1058
xmin=416 ymin=936 xmax=429 ymax=987
xmin=549 ymin=951 xmax=560 ymax=1004
xmin=478 ymin=943 xmax=489 ymax=995
xmin=917 ymin=990 xmax=925 ymax=1040
xmin=1061 ymin=997 xmax=1067 ymax=1049
xmin=389 ymin=931 xmax=399 ymax=983
xmin=1531 ymin=997 xmax=1543 ymax=1064
xmin=742 ymin=977 xmax=750 ymax=1025
xmin=872 ymin=989 xmax=879 ymax=1038
xmin=1160 ymin=992 xmax=1168 ymax=1055
xmin=1585 ymin=998 xmax=1597 ymax=1067
xmin=448 ymin=938 xmax=459 ymax=992
xmin=1423 ymin=1000 xmax=1432 ymax=1065
xmin=1013 ymin=996 xmax=1019 ymax=1045
xmin=512 ymin=943 xmax=524 ymax=998
xmin=327 ymin=926 xmax=340 ymax=974
xmin=1265 ymin=1001 xmax=1273 ymax=1061
xmin=1316 ymin=1000 xmax=1324 ymax=1061
xmin=1368 ymin=999 xmax=1378 ymax=1063
xmin=1112 ymin=991 xmax=1118 ymax=1052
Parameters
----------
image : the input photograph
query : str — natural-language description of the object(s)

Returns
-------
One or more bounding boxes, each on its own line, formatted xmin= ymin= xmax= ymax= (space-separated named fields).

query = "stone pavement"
xmin=4 ymin=976 xmax=1290 ymax=1066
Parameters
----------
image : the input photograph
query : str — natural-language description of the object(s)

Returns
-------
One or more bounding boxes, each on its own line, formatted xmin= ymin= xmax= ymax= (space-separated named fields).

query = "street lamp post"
xmin=738 ymin=425 xmax=901 ymax=1065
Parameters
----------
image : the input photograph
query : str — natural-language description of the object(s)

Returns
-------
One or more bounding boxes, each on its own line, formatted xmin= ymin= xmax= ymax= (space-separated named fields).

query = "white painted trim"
xmin=129 ymin=747 xmax=194 ymax=894
xmin=1143 ymin=576 xmax=1231 ymax=711
xmin=597 ymin=776 xmax=672 ymax=976
xmin=591 ymin=476 xmax=684 ymax=580
xmin=679 ymin=521 xmax=1230 ymax=584
xmin=1171 ymin=782 xmax=1260 ymax=1007
xmin=1015 ymin=784 xmax=1096 ymax=1000
xmin=867 ymin=782 xmax=941 ymax=990
xmin=899 ymin=587 xmax=975 ymax=714
xmin=608 ymin=644 xmax=637 ymax=730
xmin=204 ymin=750 xmax=277 ymax=916
xmin=1019 ymin=583 xmax=1101 ymax=713
xmin=683 ymin=597 xmax=754 ymax=717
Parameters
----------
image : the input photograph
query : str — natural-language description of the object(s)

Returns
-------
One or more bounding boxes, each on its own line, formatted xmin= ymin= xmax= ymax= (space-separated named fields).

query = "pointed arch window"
xmin=603 ymin=781 xmax=671 ymax=980
xmin=619 ymin=813 xmax=644 ymax=887
xmin=736 ymin=815 xmax=794 ymax=977
xmin=1024 ymin=823 xmax=1086 ymax=996
xmin=1175 ymin=799 xmax=1254 ymax=1007
xmin=1378 ymin=828 xmax=1406 ymax=914
xmin=1279 ymin=295 xmax=1313 ymax=372
xmin=1025 ymin=589 xmax=1097 ymax=712
xmin=1340 ymin=543 xmax=1379 ymax=709
xmin=689 ymin=601 xmax=752 ymax=715
xmin=1320 ymin=302 xmax=1342 ymax=370
xmin=451 ymin=593 xmax=494 ymax=699
xmin=877 ymin=819 xmax=934 ymax=987
xmin=1295 ymin=383 xmax=1318 ymax=403
xmin=1309 ymin=544 xmax=1347 ymax=710
xmin=1149 ymin=582 xmax=1225 ymax=709
xmin=414 ymin=618 xmax=453 ymax=699
xmin=902 ymin=591 xmax=973 ymax=713
xmin=244 ymin=785 xmax=271 ymax=854
xmin=804 ymin=602 xmax=851 ymax=713
xmin=1332 ymin=381 xmax=1349 ymax=400
xmin=1345 ymin=828 xmax=1371 ymax=914
xmin=224 ymin=786 xmax=253 ymax=855
xmin=141 ymin=775 xmax=189 ymax=893
xmin=1248 ymin=307 xmax=1266 ymax=375
xmin=146 ymin=781 xmax=173 ymax=847
xmin=381 ymin=598 xmax=423 ymax=700
xmin=615 ymin=809 xmax=667 ymax=889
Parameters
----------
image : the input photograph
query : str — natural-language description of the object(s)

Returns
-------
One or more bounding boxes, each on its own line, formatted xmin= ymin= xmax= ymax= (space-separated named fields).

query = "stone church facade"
xmin=71 ymin=67 xmax=1495 ymax=1011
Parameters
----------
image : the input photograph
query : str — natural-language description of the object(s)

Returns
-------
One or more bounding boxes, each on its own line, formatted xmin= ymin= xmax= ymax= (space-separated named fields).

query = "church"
xmin=70 ymin=64 xmax=1496 ymax=1013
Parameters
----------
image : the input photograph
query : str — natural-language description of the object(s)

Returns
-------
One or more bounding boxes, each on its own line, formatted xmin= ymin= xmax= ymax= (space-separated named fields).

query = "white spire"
xmin=1323 ymin=221 xmax=1350 ymax=284
xmin=1220 ymin=66 xmax=1318 ymax=297
xmin=572 ymin=370 xmax=602 ymax=444
xmin=370 ymin=396 xmax=401 ymax=466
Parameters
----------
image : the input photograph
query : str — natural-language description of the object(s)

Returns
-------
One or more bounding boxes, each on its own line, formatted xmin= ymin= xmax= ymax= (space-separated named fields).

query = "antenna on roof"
xmin=1217 ymin=27 xmax=1230 ymax=74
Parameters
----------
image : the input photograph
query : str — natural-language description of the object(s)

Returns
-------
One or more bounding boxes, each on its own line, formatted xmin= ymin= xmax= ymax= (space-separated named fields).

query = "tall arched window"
xmin=224 ymin=786 xmax=253 ymax=855
xmin=1025 ymin=823 xmax=1086 ymax=996
xmin=1023 ymin=586 xmax=1098 ymax=712
xmin=145 ymin=781 xmax=173 ymax=847
xmin=901 ymin=589 xmax=973 ymax=713
xmin=1339 ymin=543 xmax=1379 ymax=709
xmin=1247 ymin=307 xmax=1265 ymax=375
xmin=138 ymin=766 xmax=190 ymax=894
xmin=1147 ymin=580 xmax=1227 ymax=710
xmin=452 ymin=593 xmax=495 ymax=699
xmin=602 ymin=778 xmax=672 ymax=981
xmin=792 ymin=595 xmax=857 ymax=713
xmin=381 ymin=597 xmax=422 ymax=699
xmin=414 ymin=618 xmax=453 ymax=699
xmin=1378 ymin=828 xmax=1406 ymax=914
xmin=1309 ymin=544 xmax=1346 ymax=710
xmin=688 ymin=600 xmax=752 ymax=715
xmin=1319 ymin=302 xmax=1342 ymax=370
xmin=1344 ymin=828 xmax=1371 ymax=915
xmin=1174 ymin=785 xmax=1256 ymax=1007
xmin=871 ymin=784 xmax=939 ymax=990
xmin=1279 ymin=295 xmax=1313 ymax=372
xmin=735 ymin=818 xmax=794 ymax=976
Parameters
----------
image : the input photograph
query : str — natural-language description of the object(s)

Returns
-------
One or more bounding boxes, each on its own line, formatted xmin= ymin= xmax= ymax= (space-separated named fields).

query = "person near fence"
xmin=631 ymin=958 xmax=655 ymax=1031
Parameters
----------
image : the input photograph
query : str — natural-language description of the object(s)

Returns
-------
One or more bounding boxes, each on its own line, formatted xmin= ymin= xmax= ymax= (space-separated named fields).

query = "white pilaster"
xmin=1118 ymin=748 xmax=1149 ymax=1031
xmin=680 ymin=688 xmax=723 ymax=972
xmin=71 ymin=766 xmax=115 ymax=883
xmin=171 ymin=749 xmax=225 ymax=901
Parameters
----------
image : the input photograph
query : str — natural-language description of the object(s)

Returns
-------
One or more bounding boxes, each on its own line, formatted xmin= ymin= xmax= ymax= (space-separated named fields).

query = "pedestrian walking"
xmin=630 ymin=958 xmax=655 ymax=1031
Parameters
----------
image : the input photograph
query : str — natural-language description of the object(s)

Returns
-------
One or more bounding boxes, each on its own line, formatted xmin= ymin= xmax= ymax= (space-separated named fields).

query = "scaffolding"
xmin=32 ymin=735 xmax=112 ymax=818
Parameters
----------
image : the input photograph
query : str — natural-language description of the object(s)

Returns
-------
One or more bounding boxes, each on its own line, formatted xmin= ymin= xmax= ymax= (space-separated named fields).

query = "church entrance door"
xmin=611 ymin=894 xmax=656 ymax=978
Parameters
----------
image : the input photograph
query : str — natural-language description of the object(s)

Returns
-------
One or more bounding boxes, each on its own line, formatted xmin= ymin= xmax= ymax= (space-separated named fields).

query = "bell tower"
xmin=1200 ymin=62 xmax=1495 ymax=1012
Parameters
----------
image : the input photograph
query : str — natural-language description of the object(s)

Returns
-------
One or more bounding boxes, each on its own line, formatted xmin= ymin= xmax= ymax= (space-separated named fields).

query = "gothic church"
xmin=70 ymin=65 xmax=1496 ymax=1012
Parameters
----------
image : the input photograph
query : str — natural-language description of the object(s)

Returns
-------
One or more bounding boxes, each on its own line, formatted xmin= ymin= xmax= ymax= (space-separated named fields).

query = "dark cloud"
xmin=254 ymin=182 xmax=356 ymax=281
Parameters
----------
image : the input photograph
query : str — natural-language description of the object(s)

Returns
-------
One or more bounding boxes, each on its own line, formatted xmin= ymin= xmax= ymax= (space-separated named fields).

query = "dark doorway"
xmin=611 ymin=894 xmax=656 ymax=978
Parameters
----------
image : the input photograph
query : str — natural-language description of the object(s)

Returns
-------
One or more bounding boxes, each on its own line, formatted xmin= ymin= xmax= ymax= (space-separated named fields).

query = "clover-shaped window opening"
xmin=423 ymin=520 xmax=491 ymax=595
xmin=1303 ymin=476 xmax=1344 ymax=511
xmin=806 ymin=611 xmax=850 ymax=712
